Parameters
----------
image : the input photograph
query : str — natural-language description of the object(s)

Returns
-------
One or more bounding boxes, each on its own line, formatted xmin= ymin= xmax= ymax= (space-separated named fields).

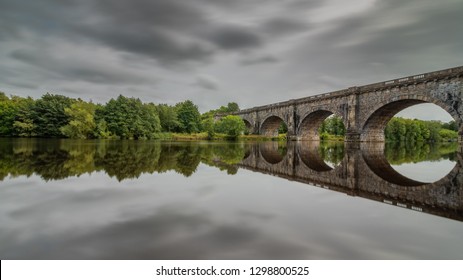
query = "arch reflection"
xmin=361 ymin=142 xmax=427 ymax=186
xmin=298 ymin=142 xmax=337 ymax=172
xmin=238 ymin=141 xmax=463 ymax=222
xmin=259 ymin=142 xmax=287 ymax=164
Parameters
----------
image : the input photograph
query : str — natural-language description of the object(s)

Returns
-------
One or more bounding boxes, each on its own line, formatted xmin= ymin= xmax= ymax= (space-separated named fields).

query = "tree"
xmin=0 ymin=92 xmax=8 ymax=101
xmin=201 ymin=117 xmax=215 ymax=139
xmin=0 ymin=95 xmax=16 ymax=136
xmin=385 ymin=117 xmax=456 ymax=143
xmin=98 ymin=95 xmax=161 ymax=139
xmin=176 ymin=100 xmax=201 ymax=133
xmin=157 ymin=104 xmax=180 ymax=132
xmin=215 ymin=115 xmax=245 ymax=139
xmin=60 ymin=101 xmax=96 ymax=139
xmin=319 ymin=115 xmax=345 ymax=136
xmin=226 ymin=102 xmax=239 ymax=112
xmin=278 ymin=122 xmax=288 ymax=134
xmin=12 ymin=96 xmax=36 ymax=137
xmin=442 ymin=120 xmax=457 ymax=131
xmin=30 ymin=93 xmax=73 ymax=137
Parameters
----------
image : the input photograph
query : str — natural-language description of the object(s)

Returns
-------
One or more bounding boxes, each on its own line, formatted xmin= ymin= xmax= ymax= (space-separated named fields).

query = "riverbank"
xmin=155 ymin=132 xmax=288 ymax=141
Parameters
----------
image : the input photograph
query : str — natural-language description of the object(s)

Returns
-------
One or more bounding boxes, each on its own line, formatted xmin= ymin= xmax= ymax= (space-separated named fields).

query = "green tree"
xmin=157 ymin=104 xmax=180 ymax=132
xmin=12 ymin=96 xmax=36 ymax=137
xmin=226 ymin=102 xmax=239 ymax=112
xmin=99 ymin=95 xmax=161 ymax=139
xmin=319 ymin=115 xmax=345 ymax=136
xmin=442 ymin=120 xmax=457 ymax=131
xmin=176 ymin=100 xmax=201 ymax=133
xmin=201 ymin=117 xmax=215 ymax=139
xmin=30 ymin=93 xmax=74 ymax=137
xmin=60 ymin=101 xmax=96 ymax=139
xmin=278 ymin=122 xmax=288 ymax=134
xmin=215 ymin=115 xmax=245 ymax=139
xmin=0 ymin=92 xmax=8 ymax=101
xmin=0 ymin=95 xmax=16 ymax=136
xmin=385 ymin=117 xmax=456 ymax=143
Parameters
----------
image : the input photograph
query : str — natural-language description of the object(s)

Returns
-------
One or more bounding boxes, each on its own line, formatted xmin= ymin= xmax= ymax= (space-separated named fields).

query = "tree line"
xmin=385 ymin=117 xmax=458 ymax=142
xmin=2 ymin=91 xmax=457 ymax=142
xmin=0 ymin=92 xmax=245 ymax=139
xmin=318 ymin=115 xmax=458 ymax=142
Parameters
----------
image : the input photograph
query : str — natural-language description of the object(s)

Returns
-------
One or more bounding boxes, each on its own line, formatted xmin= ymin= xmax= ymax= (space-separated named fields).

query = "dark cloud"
xmin=0 ymin=0 xmax=461 ymax=117
xmin=262 ymin=18 xmax=310 ymax=36
xmin=207 ymin=26 xmax=263 ymax=50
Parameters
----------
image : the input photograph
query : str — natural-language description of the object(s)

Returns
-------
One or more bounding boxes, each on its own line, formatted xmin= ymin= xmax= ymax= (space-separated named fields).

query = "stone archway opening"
xmin=298 ymin=110 xmax=345 ymax=141
xmin=260 ymin=116 xmax=287 ymax=137
xmin=361 ymin=101 xmax=459 ymax=185
xmin=362 ymin=100 xmax=458 ymax=142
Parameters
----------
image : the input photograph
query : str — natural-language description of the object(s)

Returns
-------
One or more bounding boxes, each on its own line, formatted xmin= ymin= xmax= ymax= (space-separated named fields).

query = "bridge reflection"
xmin=239 ymin=141 xmax=463 ymax=222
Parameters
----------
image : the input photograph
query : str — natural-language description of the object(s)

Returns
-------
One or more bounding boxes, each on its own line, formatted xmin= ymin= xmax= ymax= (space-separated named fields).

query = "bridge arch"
xmin=260 ymin=115 xmax=287 ymax=137
xmin=297 ymin=110 xmax=346 ymax=141
xmin=360 ymin=94 xmax=460 ymax=142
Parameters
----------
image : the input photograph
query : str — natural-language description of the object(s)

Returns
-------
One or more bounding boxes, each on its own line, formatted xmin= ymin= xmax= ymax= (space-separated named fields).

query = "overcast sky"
xmin=1 ymin=0 xmax=462 ymax=120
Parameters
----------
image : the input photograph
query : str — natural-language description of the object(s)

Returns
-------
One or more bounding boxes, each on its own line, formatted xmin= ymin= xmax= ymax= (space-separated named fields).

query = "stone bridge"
xmin=231 ymin=66 xmax=463 ymax=142
xmin=239 ymin=142 xmax=463 ymax=221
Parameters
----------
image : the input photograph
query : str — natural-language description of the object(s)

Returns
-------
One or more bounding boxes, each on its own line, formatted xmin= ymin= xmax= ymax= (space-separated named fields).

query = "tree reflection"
xmin=385 ymin=142 xmax=458 ymax=165
xmin=0 ymin=139 xmax=247 ymax=181
xmin=317 ymin=142 xmax=345 ymax=166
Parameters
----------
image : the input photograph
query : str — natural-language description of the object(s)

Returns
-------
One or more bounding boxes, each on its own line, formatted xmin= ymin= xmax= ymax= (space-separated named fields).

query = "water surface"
xmin=0 ymin=139 xmax=462 ymax=259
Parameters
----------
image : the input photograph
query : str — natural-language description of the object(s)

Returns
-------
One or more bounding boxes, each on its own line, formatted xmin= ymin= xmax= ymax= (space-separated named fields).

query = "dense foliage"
xmin=318 ymin=115 xmax=458 ymax=142
xmin=319 ymin=116 xmax=345 ymax=140
xmin=214 ymin=115 xmax=246 ymax=139
xmin=0 ymin=92 xmax=244 ymax=140
xmin=385 ymin=117 xmax=457 ymax=142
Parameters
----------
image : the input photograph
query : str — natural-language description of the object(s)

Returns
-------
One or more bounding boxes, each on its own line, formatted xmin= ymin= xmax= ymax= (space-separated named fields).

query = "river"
xmin=0 ymin=138 xmax=462 ymax=259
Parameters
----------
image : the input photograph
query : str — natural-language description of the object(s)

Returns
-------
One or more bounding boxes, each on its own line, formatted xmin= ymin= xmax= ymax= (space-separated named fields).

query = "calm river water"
xmin=0 ymin=138 xmax=462 ymax=259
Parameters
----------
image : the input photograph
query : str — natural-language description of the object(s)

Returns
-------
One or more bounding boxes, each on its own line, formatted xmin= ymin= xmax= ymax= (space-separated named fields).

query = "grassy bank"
xmin=154 ymin=133 xmax=287 ymax=141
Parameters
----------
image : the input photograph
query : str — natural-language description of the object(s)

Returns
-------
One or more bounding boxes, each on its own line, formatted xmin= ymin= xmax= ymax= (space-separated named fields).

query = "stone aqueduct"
xmin=229 ymin=66 xmax=463 ymax=142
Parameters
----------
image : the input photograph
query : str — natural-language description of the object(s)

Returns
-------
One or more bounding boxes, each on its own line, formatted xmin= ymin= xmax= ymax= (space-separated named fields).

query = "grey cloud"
xmin=200 ymin=0 xmax=323 ymax=11
xmin=240 ymin=55 xmax=280 ymax=66
xmin=10 ymin=48 xmax=150 ymax=85
xmin=82 ymin=25 xmax=215 ymax=64
xmin=195 ymin=75 xmax=219 ymax=90
xmin=289 ymin=0 xmax=463 ymax=82
xmin=262 ymin=18 xmax=310 ymax=36
xmin=207 ymin=26 xmax=263 ymax=50
xmin=1 ymin=206 xmax=308 ymax=259
xmin=92 ymin=0 xmax=206 ymax=28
